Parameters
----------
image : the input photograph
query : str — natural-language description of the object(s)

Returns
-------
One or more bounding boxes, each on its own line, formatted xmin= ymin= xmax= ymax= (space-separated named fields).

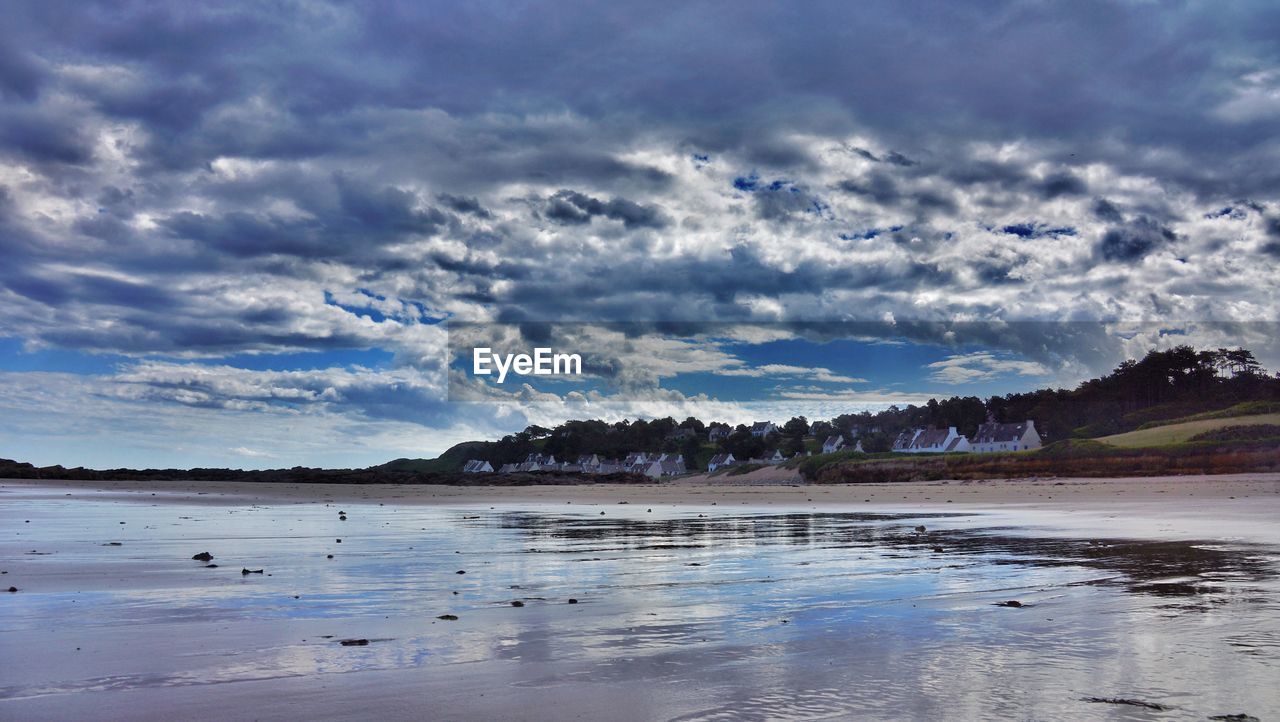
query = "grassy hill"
xmin=1097 ymin=413 xmax=1280 ymax=448
xmin=376 ymin=440 xmax=496 ymax=473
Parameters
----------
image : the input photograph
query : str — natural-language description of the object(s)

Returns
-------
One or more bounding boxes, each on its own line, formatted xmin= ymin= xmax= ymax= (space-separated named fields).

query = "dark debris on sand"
xmin=1082 ymin=697 xmax=1170 ymax=711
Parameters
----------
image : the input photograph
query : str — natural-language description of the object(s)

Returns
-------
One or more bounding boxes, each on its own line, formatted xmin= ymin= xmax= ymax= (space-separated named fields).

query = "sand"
xmin=3 ymin=473 xmax=1279 ymax=721
xmin=7 ymin=472 xmax=1279 ymax=542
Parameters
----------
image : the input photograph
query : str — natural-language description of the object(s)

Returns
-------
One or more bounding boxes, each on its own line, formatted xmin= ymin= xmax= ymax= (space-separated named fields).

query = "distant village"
xmin=464 ymin=417 xmax=1041 ymax=477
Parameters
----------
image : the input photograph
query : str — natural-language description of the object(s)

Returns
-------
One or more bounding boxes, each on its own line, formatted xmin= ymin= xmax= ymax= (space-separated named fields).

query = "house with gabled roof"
xmin=708 ymin=453 xmax=736 ymax=472
xmin=462 ymin=459 xmax=493 ymax=473
xmin=823 ymin=435 xmax=845 ymax=454
xmin=638 ymin=456 xmax=687 ymax=478
xmin=708 ymin=424 xmax=731 ymax=441
xmin=518 ymin=453 xmax=557 ymax=471
xmin=971 ymin=419 xmax=1041 ymax=453
xmin=893 ymin=427 xmax=970 ymax=453
xmin=750 ymin=421 xmax=778 ymax=437
xmin=750 ymin=449 xmax=785 ymax=464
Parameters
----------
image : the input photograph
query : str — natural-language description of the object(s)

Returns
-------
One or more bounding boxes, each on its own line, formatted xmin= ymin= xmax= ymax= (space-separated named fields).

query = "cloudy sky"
xmin=2 ymin=1 xmax=1280 ymax=468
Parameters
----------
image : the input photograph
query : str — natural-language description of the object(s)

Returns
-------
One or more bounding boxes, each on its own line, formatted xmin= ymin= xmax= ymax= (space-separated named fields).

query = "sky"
xmin=2 ymin=1 xmax=1280 ymax=468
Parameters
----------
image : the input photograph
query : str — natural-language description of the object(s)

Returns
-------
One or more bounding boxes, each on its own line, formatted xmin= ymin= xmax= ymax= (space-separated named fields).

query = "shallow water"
xmin=1 ymin=484 xmax=1278 ymax=721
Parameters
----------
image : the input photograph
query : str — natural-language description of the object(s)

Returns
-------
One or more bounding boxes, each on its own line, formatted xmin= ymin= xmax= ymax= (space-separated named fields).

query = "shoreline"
xmin=6 ymin=472 xmax=1280 ymax=543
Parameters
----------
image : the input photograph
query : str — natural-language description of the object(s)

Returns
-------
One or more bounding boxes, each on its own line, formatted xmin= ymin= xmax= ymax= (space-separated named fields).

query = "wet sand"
xmin=2 ymin=474 xmax=1279 ymax=720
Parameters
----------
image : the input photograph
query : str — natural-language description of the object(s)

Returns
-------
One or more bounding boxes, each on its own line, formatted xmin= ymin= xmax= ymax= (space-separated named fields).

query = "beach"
xmin=2 ymin=474 xmax=1279 ymax=720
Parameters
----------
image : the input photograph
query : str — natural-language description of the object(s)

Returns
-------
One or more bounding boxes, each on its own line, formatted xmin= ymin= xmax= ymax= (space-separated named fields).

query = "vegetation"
xmin=810 ymin=441 xmax=1280 ymax=484
xmin=1188 ymin=424 xmax=1280 ymax=444
xmin=1098 ymin=414 xmax=1280 ymax=448
xmin=1135 ymin=401 xmax=1280 ymax=430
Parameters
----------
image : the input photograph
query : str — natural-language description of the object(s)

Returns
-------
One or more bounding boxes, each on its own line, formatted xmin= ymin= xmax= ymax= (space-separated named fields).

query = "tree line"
xmin=456 ymin=346 xmax=1280 ymax=467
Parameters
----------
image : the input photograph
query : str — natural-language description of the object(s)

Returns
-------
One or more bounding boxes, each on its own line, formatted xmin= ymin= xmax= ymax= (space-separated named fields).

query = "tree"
xmin=782 ymin=416 xmax=810 ymax=437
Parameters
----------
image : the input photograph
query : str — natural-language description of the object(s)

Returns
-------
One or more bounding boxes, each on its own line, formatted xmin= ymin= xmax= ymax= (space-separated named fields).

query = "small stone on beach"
xmin=192 ymin=552 xmax=214 ymax=561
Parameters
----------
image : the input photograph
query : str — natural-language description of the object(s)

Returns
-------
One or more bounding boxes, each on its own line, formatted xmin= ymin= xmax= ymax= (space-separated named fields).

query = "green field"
xmin=1097 ymin=413 xmax=1280 ymax=448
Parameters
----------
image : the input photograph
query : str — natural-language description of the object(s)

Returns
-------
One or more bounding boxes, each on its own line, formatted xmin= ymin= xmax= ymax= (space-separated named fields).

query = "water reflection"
xmin=0 ymin=490 xmax=1277 ymax=720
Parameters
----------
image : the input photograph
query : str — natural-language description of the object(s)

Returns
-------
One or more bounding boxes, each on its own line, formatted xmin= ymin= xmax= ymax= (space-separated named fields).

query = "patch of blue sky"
xmin=0 ymin=337 xmax=127 ymax=374
xmin=323 ymin=289 xmax=445 ymax=324
xmin=732 ymin=172 xmax=760 ymax=192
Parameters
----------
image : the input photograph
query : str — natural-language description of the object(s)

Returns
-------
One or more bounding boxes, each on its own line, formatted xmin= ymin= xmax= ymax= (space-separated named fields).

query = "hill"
xmin=376 ymin=440 xmax=494 ymax=473
xmin=1097 ymin=413 xmax=1280 ymax=448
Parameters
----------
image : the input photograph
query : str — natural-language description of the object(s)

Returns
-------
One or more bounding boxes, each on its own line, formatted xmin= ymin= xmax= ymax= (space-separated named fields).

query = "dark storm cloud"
xmin=1266 ymin=215 xmax=1280 ymax=239
xmin=0 ymin=38 xmax=44 ymax=101
xmin=1262 ymin=216 xmax=1280 ymax=257
xmin=837 ymin=173 xmax=901 ymax=205
xmin=0 ymin=106 xmax=94 ymax=165
xmin=1096 ymin=217 xmax=1178 ymax=263
xmin=160 ymin=177 xmax=454 ymax=259
xmin=940 ymin=160 xmax=1031 ymax=190
xmin=542 ymin=190 xmax=670 ymax=230
xmin=1092 ymin=198 xmax=1125 ymax=223
xmin=1039 ymin=171 xmax=1087 ymax=199
xmin=436 ymin=193 xmax=491 ymax=218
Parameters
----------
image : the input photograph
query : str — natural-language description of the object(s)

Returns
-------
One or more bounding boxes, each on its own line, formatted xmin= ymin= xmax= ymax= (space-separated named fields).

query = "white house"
xmin=518 ymin=453 xmax=557 ymax=471
xmin=708 ymin=425 xmax=731 ymax=441
xmin=752 ymin=449 xmax=785 ymax=464
xmin=822 ymin=435 xmax=845 ymax=454
xmin=498 ymin=463 xmax=518 ymax=473
xmin=639 ymin=456 xmax=687 ymax=478
xmin=575 ymin=454 xmax=601 ymax=472
xmin=750 ymin=421 xmax=778 ymax=437
xmin=892 ymin=427 xmax=971 ymax=453
xmin=708 ymin=453 xmax=736 ymax=472
xmin=971 ymin=420 xmax=1041 ymax=453
xmin=463 ymin=459 xmax=493 ymax=473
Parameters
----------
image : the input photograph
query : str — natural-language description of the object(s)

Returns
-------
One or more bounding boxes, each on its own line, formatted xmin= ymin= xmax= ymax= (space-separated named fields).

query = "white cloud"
xmin=925 ymin=352 xmax=1051 ymax=385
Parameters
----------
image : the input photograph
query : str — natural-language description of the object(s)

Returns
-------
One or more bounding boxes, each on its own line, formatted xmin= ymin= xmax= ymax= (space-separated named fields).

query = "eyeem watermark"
xmin=472 ymin=347 xmax=582 ymax=383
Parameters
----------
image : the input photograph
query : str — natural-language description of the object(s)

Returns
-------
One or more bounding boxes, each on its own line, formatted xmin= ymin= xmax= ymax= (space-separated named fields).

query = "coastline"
xmin=6 ymin=471 xmax=1280 ymax=543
